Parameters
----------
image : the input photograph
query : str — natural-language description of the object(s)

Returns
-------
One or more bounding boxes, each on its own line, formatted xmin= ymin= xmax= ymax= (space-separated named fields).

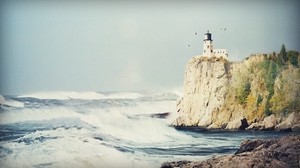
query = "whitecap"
xmin=18 ymin=91 xmax=144 ymax=100
xmin=18 ymin=91 xmax=106 ymax=100
xmin=0 ymin=95 xmax=24 ymax=108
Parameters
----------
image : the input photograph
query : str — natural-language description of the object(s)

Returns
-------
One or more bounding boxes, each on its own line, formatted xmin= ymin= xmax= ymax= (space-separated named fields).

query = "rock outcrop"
xmin=276 ymin=112 xmax=300 ymax=131
xmin=161 ymin=135 xmax=300 ymax=168
xmin=173 ymin=53 xmax=300 ymax=130
xmin=246 ymin=114 xmax=279 ymax=131
xmin=225 ymin=118 xmax=248 ymax=130
xmin=173 ymin=56 xmax=230 ymax=126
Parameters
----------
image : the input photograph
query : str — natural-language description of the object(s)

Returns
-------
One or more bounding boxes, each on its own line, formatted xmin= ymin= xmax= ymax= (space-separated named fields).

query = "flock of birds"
xmin=188 ymin=28 xmax=227 ymax=47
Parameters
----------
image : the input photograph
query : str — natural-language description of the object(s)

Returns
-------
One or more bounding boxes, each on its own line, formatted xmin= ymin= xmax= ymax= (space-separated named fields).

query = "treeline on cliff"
xmin=225 ymin=44 xmax=300 ymax=122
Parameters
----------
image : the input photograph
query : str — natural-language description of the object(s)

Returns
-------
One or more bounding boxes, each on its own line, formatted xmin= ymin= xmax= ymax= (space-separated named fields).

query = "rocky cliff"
xmin=173 ymin=52 xmax=300 ymax=130
xmin=173 ymin=56 xmax=230 ymax=126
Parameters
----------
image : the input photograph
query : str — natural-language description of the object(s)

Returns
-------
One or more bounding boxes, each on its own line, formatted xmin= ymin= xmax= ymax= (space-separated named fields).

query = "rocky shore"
xmin=161 ymin=135 xmax=300 ymax=168
xmin=172 ymin=55 xmax=300 ymax=131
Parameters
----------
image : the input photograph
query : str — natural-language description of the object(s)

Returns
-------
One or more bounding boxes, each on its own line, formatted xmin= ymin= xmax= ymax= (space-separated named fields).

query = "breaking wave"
xmin=0 ymin=95 xmax=24 ymax=108
xmin=0 ymin=90 xmax=292 ymax=168
xmin=17 ymin=91 xmax=145 ymax=100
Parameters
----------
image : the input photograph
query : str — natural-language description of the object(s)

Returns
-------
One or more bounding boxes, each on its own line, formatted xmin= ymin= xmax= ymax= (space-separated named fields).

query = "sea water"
xmin=0 ymin=91 xmax=294 ymax=168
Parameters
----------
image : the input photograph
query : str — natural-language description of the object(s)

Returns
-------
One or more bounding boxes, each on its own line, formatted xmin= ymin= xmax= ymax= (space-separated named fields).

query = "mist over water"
xmin=0 ymin=91 xmax=294 ymax=168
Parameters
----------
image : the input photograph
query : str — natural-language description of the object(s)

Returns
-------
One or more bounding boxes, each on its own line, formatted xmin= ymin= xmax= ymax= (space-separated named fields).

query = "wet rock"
xmin=276 ymin=112 xmax=300 ymax=131
xmin=161 ymin=160 xmax=192 ymax=168
xmin=150 ymin=112 xmax=170 ymax=119
xmin=207 ymin=123 xmax=222 ymax=129
xmin=263 ymin=114 xmax=277 ymax=130
xmin=171 ymin=116 xmax=186 ymax=126
xmin=292 ymin=124 xmax=300 ymax=132
xmin=240 ymin=118 xmax=249 ymax=129
xmin=225 ymin=118 xmax=248 ymax=130
xmin=247 ymin=114 xmax=279 ymax=131
xmin=161 ymin=135 xmax=300 ymax=168
xmin=235 ymin=139 xmax=265 ymax=154
xmin=246 ymin=122 xmax=264 ymax=130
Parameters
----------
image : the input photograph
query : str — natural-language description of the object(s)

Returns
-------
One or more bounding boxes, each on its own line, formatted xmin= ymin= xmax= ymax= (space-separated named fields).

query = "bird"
xmin=224 ymin=28 xmax=226 ymax=31
xmin=188 ymin=44 xmax=191 ymax=47
xmin=195 ymin=32 xmax=197 ymax=35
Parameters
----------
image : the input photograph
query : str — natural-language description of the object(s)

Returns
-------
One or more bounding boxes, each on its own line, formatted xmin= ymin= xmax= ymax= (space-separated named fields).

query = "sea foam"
xmin=18 ymin=91 xmax=144 ymax=100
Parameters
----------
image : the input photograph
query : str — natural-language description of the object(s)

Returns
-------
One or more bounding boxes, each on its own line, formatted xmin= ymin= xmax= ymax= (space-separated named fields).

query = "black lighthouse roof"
xmin=204 ymin=30 xmax=212 ymax=41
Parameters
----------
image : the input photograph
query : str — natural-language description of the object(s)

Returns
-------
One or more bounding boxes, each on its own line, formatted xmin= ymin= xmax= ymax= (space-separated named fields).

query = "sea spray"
xmin=0 ymin=91 xmax=295 ymax=168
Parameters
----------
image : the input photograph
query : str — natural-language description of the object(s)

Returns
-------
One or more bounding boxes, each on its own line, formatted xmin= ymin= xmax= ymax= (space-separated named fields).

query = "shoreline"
xmin=161 ymin=134 xmax=300 ymax=168
xmin=172 ymin=125 xmax=300 ymax=132
xmin=172 ymin=112 xmax=300 ymax=132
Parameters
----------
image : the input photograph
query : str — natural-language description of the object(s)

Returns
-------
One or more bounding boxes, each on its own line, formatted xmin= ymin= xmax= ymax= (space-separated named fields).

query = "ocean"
xmin=0 ymin=91 xmax=294 ymax=168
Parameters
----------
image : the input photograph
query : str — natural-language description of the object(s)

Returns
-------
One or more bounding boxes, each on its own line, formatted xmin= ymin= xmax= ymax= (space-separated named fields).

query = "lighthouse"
xmin=203 ymin=30 xmax=213 ymax=56
xmin=202 ymin=30 xmax=228 ymax=59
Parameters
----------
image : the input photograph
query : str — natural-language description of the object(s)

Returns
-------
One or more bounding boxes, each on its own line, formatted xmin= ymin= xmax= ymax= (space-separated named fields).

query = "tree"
xmin=279 ymin=44 xmax=288 ymax=63
xmin=266 ymin=61 xmax=279 ymax=96
xmin=237 ymin=81 xmax=251 ymax=104
xmin=256 ymin=94 xmax=263 ymax=107
xmin=287 ymin=51 xmax=299 ymax=67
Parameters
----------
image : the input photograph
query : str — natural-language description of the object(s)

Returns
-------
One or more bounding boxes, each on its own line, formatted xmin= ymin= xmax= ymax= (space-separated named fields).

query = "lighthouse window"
xmin=207 ymin=46 xmax=209 ymax=49
xmin=211 ymin=50 xmax=213 ymax=52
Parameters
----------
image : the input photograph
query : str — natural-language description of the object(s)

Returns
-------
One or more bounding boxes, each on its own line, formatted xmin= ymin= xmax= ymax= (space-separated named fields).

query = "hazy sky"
xmin=1 ymin=0 xmax=299 ymax=95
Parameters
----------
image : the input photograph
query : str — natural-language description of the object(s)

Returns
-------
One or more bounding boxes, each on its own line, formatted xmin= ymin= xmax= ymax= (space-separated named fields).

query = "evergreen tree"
xmin=279 ymin=44 xmax=288 ymax=63
xmin=287 ymin=51 xmax=299 ymax=67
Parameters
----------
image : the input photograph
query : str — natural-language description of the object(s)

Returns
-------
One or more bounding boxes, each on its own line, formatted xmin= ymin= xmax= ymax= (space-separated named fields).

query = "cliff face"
xmin=173 ymin=56 xmax=230 ymax=126
xmin=173 ymin=53 xmax=300 ymax=129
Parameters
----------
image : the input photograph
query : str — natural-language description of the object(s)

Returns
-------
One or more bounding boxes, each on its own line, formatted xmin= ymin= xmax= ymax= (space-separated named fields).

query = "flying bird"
xmin=224 ymin=28 xmax=226 ymax=31
xmin=195 ymin=32 xmax=197 ymax=35
xmin=188 ymin=44 xmax=191 ymax=47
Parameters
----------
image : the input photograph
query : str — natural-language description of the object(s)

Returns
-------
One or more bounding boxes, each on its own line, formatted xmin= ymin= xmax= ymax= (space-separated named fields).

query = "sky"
xmin=0 ymin=0 xmax=299 ymax=95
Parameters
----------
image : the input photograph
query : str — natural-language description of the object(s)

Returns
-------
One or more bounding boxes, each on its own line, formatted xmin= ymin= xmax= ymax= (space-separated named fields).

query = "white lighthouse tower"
xmin=203 ymin=30 xmax=213 ymax=56
xmin=202 ymin=30 xmax=228 ymax=59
